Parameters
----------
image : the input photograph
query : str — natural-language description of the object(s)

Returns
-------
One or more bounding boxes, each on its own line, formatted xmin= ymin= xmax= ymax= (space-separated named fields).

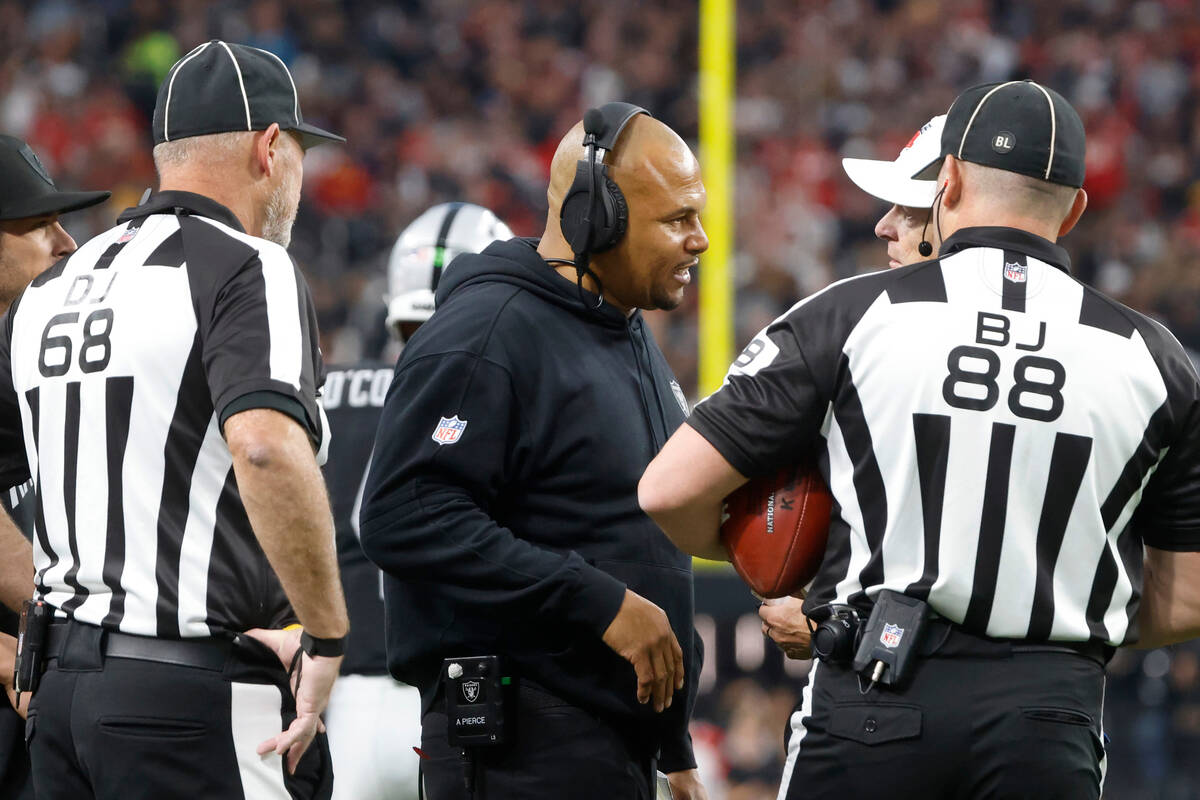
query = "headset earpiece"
xmin=559 ymin=102 xmax=650 ymax=257
xmin=560 ymin=161 xmax=598 ymax=254
xmin=591 ymin=174 xmax=628 ymax=252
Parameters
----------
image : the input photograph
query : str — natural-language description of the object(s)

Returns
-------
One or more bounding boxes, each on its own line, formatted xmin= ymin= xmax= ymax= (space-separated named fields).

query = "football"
xmin=720 ymin=462 xmax=833 ymax=598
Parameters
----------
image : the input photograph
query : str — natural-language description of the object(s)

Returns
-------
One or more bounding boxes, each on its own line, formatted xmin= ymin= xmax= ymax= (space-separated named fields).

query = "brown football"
xmin=720 ymin=462 xmax=833 ymax=598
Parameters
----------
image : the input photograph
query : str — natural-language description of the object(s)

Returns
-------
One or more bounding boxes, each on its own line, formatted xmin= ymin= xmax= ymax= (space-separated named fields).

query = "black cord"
xmin=582 ymin=142 xmax=597 ymax=253
xmin=919 ymin=182 xmax=949 ymax=258
xmin=287 ymin=646 xmax=303 ymax=695
xmin=462 ymin=747 xmax=478 ymax=799
xmin=544 ymin=256 xmax=604 ymax=310
xmin=574 ymin=254 xmax=605 ymax=311
xmin=934 ymin=182 xmax=946 ymax=248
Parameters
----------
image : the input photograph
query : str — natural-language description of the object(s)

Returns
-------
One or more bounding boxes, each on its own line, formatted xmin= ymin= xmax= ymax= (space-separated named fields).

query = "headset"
xmin=918 ymin=180 xmax=950 ymax=258
xmin=556 ymin=102 xmax=650 ymax=306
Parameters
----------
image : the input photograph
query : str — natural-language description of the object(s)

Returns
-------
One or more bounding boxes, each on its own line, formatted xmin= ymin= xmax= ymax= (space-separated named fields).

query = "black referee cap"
xmin=153 ymin=40 xmax=344 ymax=148
xmin=0 ymin=135 xmax=110 ymax=221
xmin=913 ymin=80 xmax=1086 ymax=188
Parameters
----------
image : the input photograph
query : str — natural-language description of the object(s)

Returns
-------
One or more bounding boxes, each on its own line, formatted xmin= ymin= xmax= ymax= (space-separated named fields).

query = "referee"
xmin=0 ymin=134 xmax=109 ymax=800
xmin=841 ymin=114 xmax=943 ymax=269
xmin=0 ymin=42 xmax=348 ymax=799
xmin=641 ymin=80 xmax=1200 ymax=799
xmin=759 ymin=116 xmax=948 ymax=659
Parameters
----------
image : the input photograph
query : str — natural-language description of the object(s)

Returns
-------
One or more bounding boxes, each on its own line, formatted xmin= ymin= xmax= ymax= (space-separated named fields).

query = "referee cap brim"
xmin=289 ymin=121 xmax=346 ymax=149
xmin=842 ymin=115 xmax=945 ymax=209
xmin=0 ymin=134 xmax=111 ymax=220
xmin=842 ymin=157 xmax=937 ymax=208
xmin=0 ymin=189 xmax=111 ymax=221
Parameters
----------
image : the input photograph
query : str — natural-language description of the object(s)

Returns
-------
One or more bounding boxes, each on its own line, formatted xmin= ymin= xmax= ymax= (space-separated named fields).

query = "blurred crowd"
xmin=3 ymin=0 xmax=1200 ymax=795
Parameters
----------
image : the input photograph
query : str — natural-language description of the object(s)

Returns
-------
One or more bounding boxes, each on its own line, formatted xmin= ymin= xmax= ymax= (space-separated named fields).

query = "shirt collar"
xmin=939 ymin=226 xmax=1071 ymax=274
xmin=117 ymin=190 xmax=244 ymax=232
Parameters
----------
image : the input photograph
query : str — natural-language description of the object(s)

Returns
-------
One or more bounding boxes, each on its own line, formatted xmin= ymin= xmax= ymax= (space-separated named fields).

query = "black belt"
xmin=924 ymin=618 xmax=1113 ymax=667
xmin=46 ymin=621 xmax=233 ymax=671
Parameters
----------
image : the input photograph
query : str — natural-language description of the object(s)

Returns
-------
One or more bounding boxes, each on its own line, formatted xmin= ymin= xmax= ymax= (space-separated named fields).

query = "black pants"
xmin=419 ymin=683 xmax=655 ymax=799
xmin=778 ymin=637 xmax=1106 ymax=800
xmin=27 ymin=621 xmax=332 ymax=800
xmin=0 ymin=703 xmax=32 ymax=800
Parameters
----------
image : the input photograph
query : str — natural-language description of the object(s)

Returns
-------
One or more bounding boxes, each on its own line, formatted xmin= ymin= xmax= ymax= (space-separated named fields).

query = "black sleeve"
xmin=0 ymin=307 xmax=29 ymax=488
xmin=658 ymin=630 xmax=703 ymax=772
xmin=688 ymin=311 xmax=829 ymax=478
xmin=1135 ymin=331 xmax=1200 ymax=551
xmin=358 ymin=350 xmax=627 ymax=636
xmin=193 ymin=234 xmax=324 ymax=447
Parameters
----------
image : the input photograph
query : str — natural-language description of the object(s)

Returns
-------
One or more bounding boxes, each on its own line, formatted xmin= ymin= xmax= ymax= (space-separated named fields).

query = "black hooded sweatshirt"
xmin=359 ymin=237 xmax=700 ymax=770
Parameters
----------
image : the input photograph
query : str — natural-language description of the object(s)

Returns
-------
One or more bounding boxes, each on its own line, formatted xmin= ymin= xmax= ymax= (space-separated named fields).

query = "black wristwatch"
xmin=300 ymin=631 xmax=346 ymax=658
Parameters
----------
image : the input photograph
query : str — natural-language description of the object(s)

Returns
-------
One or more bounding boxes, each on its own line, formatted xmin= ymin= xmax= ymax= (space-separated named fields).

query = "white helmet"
xmin=385 ymin=202 xmax=514 ymax=331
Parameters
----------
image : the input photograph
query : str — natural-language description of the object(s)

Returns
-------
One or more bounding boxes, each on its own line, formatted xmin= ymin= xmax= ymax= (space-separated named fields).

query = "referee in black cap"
xmin=0 ymin=134 xmax=108 ymax=800
xmin=0 ymin=42 xmax=348 ymax=800
xmin=642 ymin=79 xmax=1200 ymax=800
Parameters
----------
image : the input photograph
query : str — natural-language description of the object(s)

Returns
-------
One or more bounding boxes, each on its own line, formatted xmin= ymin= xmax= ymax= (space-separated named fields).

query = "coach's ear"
xmin=254 ymin=123 xmax=284 ymax=179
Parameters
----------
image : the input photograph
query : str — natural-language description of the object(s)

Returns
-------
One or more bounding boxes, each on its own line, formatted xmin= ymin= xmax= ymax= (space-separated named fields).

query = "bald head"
xmin=545 ymin=115 xmax=696 ymax=219
xmin=538 ymin=111 xmax=708 ymax=315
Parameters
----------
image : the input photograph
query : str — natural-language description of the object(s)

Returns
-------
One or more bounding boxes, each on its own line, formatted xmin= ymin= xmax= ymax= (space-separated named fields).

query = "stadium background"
xmin=3 ymin=0 xmax=1200 ymax=796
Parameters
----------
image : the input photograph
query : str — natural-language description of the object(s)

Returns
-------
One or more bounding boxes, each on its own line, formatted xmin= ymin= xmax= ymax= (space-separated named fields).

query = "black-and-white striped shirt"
xmin=0 ymin=191 xmax=327 ymax=639
xmin=690 ymin=227 xmax=1200 ymax=646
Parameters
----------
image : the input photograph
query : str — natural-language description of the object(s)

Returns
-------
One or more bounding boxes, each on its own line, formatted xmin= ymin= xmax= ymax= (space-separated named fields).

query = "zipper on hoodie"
xmin=626 ymin=317 xmax=669 ymax=450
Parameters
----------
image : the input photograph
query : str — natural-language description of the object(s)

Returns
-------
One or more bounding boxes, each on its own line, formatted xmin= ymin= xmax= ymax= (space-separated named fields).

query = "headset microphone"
xmin=579 ymin=109 xmax=604 ymax=244
xmin=917 ymin=181 xmax=948 ymax=258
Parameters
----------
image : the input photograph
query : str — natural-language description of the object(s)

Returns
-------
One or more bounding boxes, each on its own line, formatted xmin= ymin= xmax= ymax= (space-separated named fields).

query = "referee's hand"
xmin=0 ymin=633 xmax=29 ymax=719
xmin=602 ymin=589 xmax=685 ymax=713
xmin=758 ymin=595 xmax=813 ymax=660
xmin=244 ymin=627 xmax=343 ymax=774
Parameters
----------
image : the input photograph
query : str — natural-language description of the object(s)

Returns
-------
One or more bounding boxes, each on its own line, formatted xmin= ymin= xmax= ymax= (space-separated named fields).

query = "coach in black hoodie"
xmin=360 ymin=111 xmax=709 ymax=799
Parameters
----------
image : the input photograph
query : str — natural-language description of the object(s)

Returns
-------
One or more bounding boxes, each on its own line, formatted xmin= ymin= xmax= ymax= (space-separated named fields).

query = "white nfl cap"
xmin=841 ymin=115 xmax=945 ymax=208
xmin=386 ymin=202 xmax=513 ymax=329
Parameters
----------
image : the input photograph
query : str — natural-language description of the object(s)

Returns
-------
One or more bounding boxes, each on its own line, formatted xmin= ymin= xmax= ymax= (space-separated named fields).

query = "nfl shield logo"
xmin=117 ymin=225 xmax=139 ymax=244
xmin=881 ymin=623 xmax=904 ymax=649
xmin=462 ymin=680 xmax=481 ymax=703
xmin=1003 ymin=261 xmax=1027 ymax=283
xmin=432 ymin=415 xmax=468 ymax=446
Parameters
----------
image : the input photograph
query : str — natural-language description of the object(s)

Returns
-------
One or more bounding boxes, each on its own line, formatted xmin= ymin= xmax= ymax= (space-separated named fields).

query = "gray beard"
xmin=261 ymin=175 xmax=298 ymax=248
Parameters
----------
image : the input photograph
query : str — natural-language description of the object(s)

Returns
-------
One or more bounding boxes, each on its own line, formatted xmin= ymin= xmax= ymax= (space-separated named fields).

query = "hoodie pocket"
xmin=591 ymin=559 xmax=695 ymax=636
xmin=589 ymin=558 xmax=696 ymax=693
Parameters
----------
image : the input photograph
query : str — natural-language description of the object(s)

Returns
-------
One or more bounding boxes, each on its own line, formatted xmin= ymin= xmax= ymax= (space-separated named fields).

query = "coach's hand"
xmin=244 ymin=627 xmax=342 ymax=774
xmin=759 ymin=595 xmax=812 ymax=660
xmin=602 ymin=589 xmax=684 ymax=713
xmin=666 ymin=769 xmax=709 ymax=800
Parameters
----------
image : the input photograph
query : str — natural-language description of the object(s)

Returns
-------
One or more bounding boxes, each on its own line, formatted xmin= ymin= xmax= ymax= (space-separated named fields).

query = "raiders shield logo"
xmin=19 ymin=143 xmax=54 ymax=187
xmin=461 ymin=680 xmax=481 ymax=703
